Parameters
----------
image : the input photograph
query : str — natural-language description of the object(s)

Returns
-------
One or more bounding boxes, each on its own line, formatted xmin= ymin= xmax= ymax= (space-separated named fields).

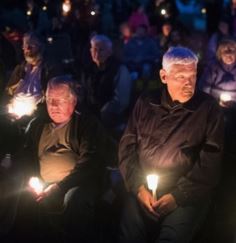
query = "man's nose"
xmin=50 ymin=99 xmax=59 ymax=106
xmin=184 ymin=78 xmax=193 ymax=86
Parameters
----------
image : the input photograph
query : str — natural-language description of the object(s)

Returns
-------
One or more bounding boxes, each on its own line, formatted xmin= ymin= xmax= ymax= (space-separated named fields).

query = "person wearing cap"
xmin=118 ymin=46 xmax=224 ymax=243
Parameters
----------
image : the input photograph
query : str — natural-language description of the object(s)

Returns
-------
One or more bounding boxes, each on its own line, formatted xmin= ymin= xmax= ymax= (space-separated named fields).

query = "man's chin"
xmin=25 ymin=56 xmax=36 ymax=64
xmin=180 ymin=92 xmax=194 ymax=102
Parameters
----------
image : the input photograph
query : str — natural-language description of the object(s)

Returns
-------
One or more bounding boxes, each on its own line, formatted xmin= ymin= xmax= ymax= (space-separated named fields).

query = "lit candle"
xmin=62 ymin=0 xmax=71 ymax=16
xmin=220 ymin=92 xmax=231 ymax=102
xmin=28 ymin=177 xmax=44 ymax=195
xmin=47 ymin=36 xmax=53 ymax=44
xmin=147 ymin=174 xmax=159 ymax=200
xmin=8 ymin=93 xmax=38 ymax=118
xmin=161 ymin=9 xmax=167 ymax=16
xmin=27 ymin=10 xmax=32 ymax=16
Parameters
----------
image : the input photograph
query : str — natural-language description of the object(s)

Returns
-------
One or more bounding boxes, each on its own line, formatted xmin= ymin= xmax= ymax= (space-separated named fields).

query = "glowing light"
xmin=161 ymin=9 xmax=167 ymax=16
xmin=147 ymin=174 xmax=158 ymax=200
xmin=90 ymin=11 xmax=96 ymax=16
xmin=29 ymin=177 xmax=44 ymax=195
xmin=220 ymin=92 xmax=232 ymax=102
xmin=27 ymin=10 xmax=32 ymax=16
xmin=62 ymin=0 xmax=71 ymax=15
xmin=42 ymin=5 xmax=47 ymax=11
xmin=8 ymin=93 xmax=38 ymax=118
xmin=47 ymin=37 xmax=53 ymax=44
xmin=201 ymin=8 xmax=206 ymax=14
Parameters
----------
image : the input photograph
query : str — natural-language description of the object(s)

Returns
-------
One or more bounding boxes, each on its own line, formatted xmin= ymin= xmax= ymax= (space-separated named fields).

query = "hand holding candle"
xmin=219 ymin=92 xmax=232 ymax=108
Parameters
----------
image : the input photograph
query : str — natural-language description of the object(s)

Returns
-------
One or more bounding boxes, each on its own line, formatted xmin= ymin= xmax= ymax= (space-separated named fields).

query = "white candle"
xmin=147 ymin=174 xmax=159 ymax=200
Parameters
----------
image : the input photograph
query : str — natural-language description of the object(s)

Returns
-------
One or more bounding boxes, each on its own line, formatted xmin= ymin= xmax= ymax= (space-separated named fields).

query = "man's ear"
xmin=160 ymin=69 xmax=167 ymax=84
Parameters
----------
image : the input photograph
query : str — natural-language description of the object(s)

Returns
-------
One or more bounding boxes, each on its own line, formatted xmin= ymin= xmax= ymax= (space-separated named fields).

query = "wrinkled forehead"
xmin=23 ymin=35 xmax=41 ymax=47
xmin=91 ymin=41 xmax=110 ymax=50
xmin=167 ymin=63 xmax=197 ymax=73
xmin=46 ymin=84 xmax=72 ymax=97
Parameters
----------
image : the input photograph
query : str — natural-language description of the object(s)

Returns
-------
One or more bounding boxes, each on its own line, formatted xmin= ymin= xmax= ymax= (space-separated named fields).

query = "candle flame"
xmin=62 ymin=1 xmax=71 ymax=15
xmin=8 ymin=93 xmax=38 ymax=118
xmin=29 ymin=177 xmax=43 ymax=194
xmin=147 ymin=174 xmax=158 ymax=191
xmin=220 ymin=92 xmax=231 ymax=102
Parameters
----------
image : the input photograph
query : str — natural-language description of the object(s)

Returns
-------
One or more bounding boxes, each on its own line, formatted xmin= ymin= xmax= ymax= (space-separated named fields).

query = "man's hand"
xmin=219 ymin=100 xmax=235 ymax=108
xmin=36 ymin=183 xmax=60 ymax=202
xmin=137 ymin=185 xmax=159 ymax=218
xmin=153 ymin=193 xmax=177 ymax=217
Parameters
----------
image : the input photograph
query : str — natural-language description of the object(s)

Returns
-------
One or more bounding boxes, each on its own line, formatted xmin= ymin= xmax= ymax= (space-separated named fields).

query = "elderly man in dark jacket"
xmin=79 ymin=34 xmax=132 ymax=136
xmin=118 ymin=47 xmax=224 ymax=243
xmin=17 ymin=75 xmax=117 ymax=242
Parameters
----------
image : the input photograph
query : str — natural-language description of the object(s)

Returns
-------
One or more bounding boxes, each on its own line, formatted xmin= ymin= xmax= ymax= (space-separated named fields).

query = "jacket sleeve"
xmin=119 ymin=97 xmax=146 ymax=195
xmin=5 ymin=64 xmax=24 ymax=97
xmin=15 ymin=117 xmax=43 ymax=180
xmin=57 ymin=115 xmax=114 ymax=192
xmin=101 ymin=65 xmax=132 ymax=114
xmin=171 ymin=102 xmax=224 ymax=206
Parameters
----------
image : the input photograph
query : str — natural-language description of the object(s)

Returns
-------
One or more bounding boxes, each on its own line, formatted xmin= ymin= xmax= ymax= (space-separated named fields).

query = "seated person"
xmin=205 ymin=18 xmax=231 ymax=64
xmin=199 ymin=37 xmax=236 ymax=109
xmin=123 ymin=24 xmax=160 ymax=82
xmin=17 ymin=75 xmax=117 ymax=242
xmin=118 ymin=47 xmax=224 ymax=243
xmin=0 ymin=32 xmax=63 ymax=157
xmin=3 ymin=31 xmax=63 ymax=120
xmin=79 ymin=34 xmax=132 ymax=135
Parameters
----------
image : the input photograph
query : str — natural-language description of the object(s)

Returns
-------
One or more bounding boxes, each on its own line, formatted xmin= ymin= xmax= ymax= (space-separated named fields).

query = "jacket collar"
xmin=149 ymin=87 xmax=200 ymax=112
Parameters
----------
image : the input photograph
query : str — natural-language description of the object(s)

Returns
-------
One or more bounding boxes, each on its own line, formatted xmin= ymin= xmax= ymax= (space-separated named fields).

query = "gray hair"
xmin=162 ymin=47 xmax=198 ymax=72
xmin=23 ymin=31 xmax=44 ymax=49
xmin=90 ymin=34 xmax=113 ymax=50
xmin=46 ymin=75 xmax=79 ymax=100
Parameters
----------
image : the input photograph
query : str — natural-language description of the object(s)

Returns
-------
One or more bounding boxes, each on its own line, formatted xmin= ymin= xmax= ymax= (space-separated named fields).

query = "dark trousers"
xmin=12 ymin=183 xmax=101 ymax=243
xmin=118 ymin=194 xmax=209 ymax=243
xmin=63 ymin=185 xmax=101 ymax=243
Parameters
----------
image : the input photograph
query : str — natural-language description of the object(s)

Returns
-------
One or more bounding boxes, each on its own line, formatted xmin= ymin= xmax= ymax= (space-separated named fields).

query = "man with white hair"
xmin=118 ymin=47 xmax=224 ymax=243
xmin=17 ymin=75 xmax=117 ymax=242
xmin=80 ymin=34 xmax=132 ymax=136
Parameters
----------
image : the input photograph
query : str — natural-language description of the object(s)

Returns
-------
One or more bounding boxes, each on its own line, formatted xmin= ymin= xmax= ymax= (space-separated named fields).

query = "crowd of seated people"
xmin=0 ymin=1 xmax=236 ymax=243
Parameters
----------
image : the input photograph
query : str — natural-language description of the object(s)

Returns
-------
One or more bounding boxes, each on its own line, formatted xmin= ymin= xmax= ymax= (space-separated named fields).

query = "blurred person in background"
xmin=128 ymin=3 xmax=150 ymax=34
xmin=80 ymin=34 xmax=132 ymax=138
xmin=205 ymin=18 xmax=231 ymax=64
xmin=123 ymin=24 xmax=160 ymax=86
